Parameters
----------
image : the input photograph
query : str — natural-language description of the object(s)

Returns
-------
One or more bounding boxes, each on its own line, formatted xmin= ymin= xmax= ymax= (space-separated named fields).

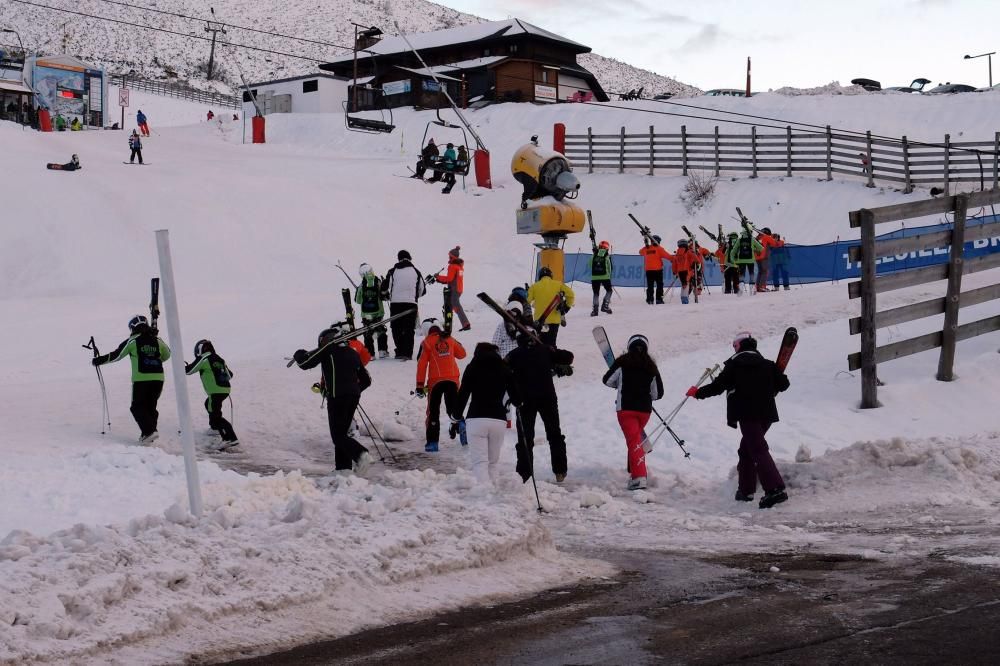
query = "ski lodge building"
xmin=319 ymin=19 xmax=609 ymax=109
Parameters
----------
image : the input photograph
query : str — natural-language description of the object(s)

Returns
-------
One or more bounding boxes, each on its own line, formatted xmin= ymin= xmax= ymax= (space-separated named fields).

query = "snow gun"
xmin=511 ymin=135 xmax=585 ymax=281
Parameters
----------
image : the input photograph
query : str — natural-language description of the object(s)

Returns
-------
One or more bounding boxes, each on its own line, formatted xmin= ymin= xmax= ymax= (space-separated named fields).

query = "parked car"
xmin=925 ymin=83 xmax=977 ymax=94
xmin=704 ymin=88 xmax=746 ymax=97
xmin=886 ymin=77 xmax=931 ymax=93
xmin=850 ymin=78 xmax=882 ymax=91
xmin=653 ymin=92 xmax=674 ymax=100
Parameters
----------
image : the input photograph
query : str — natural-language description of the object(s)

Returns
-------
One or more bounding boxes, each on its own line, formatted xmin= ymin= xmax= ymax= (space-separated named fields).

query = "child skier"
xmin=602 ymin=334 xmax=664 ymax=490
xmin=415 ymin=318 xmax=467 ymax=452
xmin=687 ymin=331 xmax=790 ymax=509
xmin=92 ymin=315 xmax=171 ymax=443
xmin=185 ymin=339 xmax=239 ymax=449
xmin=356 ymin=263 xmax=389 ymax=358
xmin=589 ymin=240 xmax=614 ymax=316
xmin=670 ymin=239 xmax=703 ymax=304
xmin=128 ymin=130 xmax=143 ymax=165
xmin=441 ymin=142 xmax=458 ymax=193
xmin=428 ymin=247 xmax=471 ymax=331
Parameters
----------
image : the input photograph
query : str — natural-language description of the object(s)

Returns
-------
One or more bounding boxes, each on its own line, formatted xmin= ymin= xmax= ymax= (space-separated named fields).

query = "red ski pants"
xmin=617 ymin=410 xmax=651 ymax=479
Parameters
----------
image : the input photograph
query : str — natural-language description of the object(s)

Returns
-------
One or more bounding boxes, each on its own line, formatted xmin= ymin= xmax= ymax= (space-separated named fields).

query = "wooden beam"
xmin=849 ymin=188 xmax=1000 ymax=227
xmin=848 ymin=314 xmax=1000 ymax=371
xmin=937 ymin=194 xmax=968 ymax=381
xmin=848 ymin=252 xmax=1000 ymax=298
xmin=859 ymin=209 xmax=879 ymax=408
xmin=848 ymin=282 xmax=1000 ymax=335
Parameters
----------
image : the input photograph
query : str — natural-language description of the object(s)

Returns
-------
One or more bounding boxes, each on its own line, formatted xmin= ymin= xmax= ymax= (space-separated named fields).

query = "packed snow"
xmin=2 ymin=89 xmax=999 ymax=663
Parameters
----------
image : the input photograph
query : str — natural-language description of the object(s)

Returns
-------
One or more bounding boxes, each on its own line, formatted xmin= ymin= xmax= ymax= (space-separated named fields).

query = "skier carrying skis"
xmin=507 ymin=285 xmax=533 ymax=320
xmin=639 ymin=235 xmax=673 ymax=304
xmin=381 ymin=250 xmax=425 ymax=360
xmin=731 ymin=228 xmax=763 ymax=294
xmin=770 ymin=233 xmax=791 ymax=291
xmin=453 ymin=342 xmax=521 ymax=486
xmin=185 ymin=339 xmax=239 ymax=449
xmin=602 ymin=334 xmax=664 ymax=491
xmin=136 ymin=109 xmax=150 ymax=136
xmin=356 ymin=263 xmax=389 ymax=359
xmin=505 ymin=332 xmax=574 ymax=483
xmin=91 ymin=315 xmax=171 ymax=444
xmin=293 ymin=322 xmax=373 ymax=474
xmin=491 ymin=300 xmax=526 ymax=359
xmin=415 ymin=318 xmax=467 ymax=452
xmin=128 ymin=130 xmax=144 ymax=165
xmin=412 ymin=138 xmax=439 ymax=180
xmin=427 ymin=247 xmax=471 ymax=331
xmin=527 ymin=266 xmax=574 ymax=346
xmin=589 ymin=240 xmax=614 ymax=316
xmin=722 ymin=232 xmax=740 ymax=294
xmin=687 ymin=331 xmax=790 ymax=509
xmin=670 ymin=239 xmax=703 ymax=305
xmin=755 ymin=227 xmax=781 ymax=292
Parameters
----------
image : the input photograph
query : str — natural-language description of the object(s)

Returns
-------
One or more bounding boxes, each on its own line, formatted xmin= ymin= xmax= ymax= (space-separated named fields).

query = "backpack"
xmin=591 ymin=250 xmax=608 ymax=276
xmin=359 ymin=275 xmax=382 ymax=313
xmin=738 ymin=235 xmax=753 ymax=260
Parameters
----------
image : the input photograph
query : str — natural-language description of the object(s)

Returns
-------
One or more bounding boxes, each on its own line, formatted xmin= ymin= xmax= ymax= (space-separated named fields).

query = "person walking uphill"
xmin=770 ymin=233 xmax=791 ymax=291
xmin=293 ymin=322 xmax=373 ymax=474
xmin=453 ymin=343 xmax=521 ymax=486
xmin=687 ymin=332 xmax=790 ymax=509
xmin=381 ymin=250 xmax=425 ymax=360
xmin=92 ymin=315 xmax=171 ymax=444
xmin=755 ymin=228 xmax=781 ymax=293
xmin=185 ymin=339 xmax=239 ymax=449
xmin=589 ymin=240 xmax=614 ymax=316
xmin=429 ymin=247 xmax=471 ymax=331
xmin=639 ymin=235 xmax=673 ymax=304
xmin=416 ymin=319 xmax=467 ymax=452
xmin=527 ymin=267 xmax=574 ymax=347
xmin=670 ymin=239 xmax=703 ymax=305
xmin=602 ymin=334 xmax=664 ymax=491
xmin=356 ymin=263 xmax=389 ymax=359
xmin=730 ymin=229 xmax=763 ymax=294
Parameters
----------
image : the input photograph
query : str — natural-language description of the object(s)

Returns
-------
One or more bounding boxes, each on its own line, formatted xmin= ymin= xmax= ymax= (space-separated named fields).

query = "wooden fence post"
xmin=750 ymin=126 xmax=758 ymax=179
xmin=587 ymin=127 xmax=593 ymax=174
xmin=681 ymin=125 xmax=688 ymax=176
xmin=937 ymin=194 xmax=969 ymax=382
xmin=865 ymin=130 xmax=875 ymax=188
xmin=648 ymin=125 xmax=654 ymax=176
xmin=825 ymin=125 xmax=832 ymax=181
xmin=994 ymin=131 xmax=999 ymax=189
xmin=714 ymin=126 xmax=720 ymax=177
xmin=856 ymin=208 xmax=879 ymax=408
xmin=786 ymin=125 xmax=792 ymax=177
xmin=902 ymin=135 xmax=913 ymax=193
xmin=619 ymin=126 xmax=625 ymax=174
xmin=943 ymin=134 xmax=951 ymax=196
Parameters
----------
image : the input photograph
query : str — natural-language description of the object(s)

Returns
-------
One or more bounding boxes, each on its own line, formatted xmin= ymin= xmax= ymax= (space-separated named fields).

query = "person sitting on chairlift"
xmin=441 ymin=143 xmax=458 ymax=188
xmin=412 ymin=138 xmax=439 ymax=180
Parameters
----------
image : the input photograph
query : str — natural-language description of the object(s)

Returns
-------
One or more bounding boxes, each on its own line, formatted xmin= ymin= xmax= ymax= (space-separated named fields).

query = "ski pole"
xmin=335 ymin=261 xmax=359 ymax=289
xmin=358 ymin=403 xmax=398 ymax=463
xmin=83 ymin=336 xmax=111 ymax=434
xmin=355 ymin=408 xmax=386 ymax=462
xmin=663 ymin=364 xmax=720 ymax=427
xmin=515 ymin=408 xmax=546 ymax=514
xmin=394 ymin=391 xmax=419 ymax=416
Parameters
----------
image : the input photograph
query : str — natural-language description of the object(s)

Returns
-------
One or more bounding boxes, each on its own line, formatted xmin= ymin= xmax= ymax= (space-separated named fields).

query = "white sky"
xmin=435 ymin=0 xmax=1000 ymax=91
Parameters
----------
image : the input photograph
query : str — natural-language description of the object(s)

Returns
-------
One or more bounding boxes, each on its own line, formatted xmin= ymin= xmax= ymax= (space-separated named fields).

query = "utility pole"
xmin=204 ymin=8 xmax=227 ymax=81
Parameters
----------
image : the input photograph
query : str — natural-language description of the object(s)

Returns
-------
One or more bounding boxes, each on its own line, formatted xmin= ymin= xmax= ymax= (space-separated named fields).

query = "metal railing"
xmin=109 ymin=74 xmax=239 ymax=109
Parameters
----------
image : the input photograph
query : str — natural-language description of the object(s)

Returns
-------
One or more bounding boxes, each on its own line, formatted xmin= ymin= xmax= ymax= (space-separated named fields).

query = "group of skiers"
xmin=410 ymin=138 xmax=470 ymax=194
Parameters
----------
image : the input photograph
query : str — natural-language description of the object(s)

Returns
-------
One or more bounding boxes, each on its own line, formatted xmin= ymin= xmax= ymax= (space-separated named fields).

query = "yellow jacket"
xmin=527 ymin=276 xmax=575 ymax=325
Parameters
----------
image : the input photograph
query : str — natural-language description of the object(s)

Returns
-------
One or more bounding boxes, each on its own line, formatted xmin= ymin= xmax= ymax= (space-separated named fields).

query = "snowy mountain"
xmin=1 ymin=0 xmax=699 ymax=97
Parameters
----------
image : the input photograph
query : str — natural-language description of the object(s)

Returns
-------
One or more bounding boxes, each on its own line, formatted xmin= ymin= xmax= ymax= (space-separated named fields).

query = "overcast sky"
xmin=436 ymin=0 xmax=1000 ymax=91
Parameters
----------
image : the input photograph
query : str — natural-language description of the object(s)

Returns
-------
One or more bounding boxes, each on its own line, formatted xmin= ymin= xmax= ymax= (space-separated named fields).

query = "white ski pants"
xmin=467 ymin=417 xmax=507 ymax=485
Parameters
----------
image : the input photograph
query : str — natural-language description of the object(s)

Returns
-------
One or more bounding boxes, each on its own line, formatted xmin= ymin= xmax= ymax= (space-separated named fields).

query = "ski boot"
xmin=759 ymin=488 xmax=788 ymax=509
xmin=680 ymin=296 xmax=689 ymax=304
xmin=379 ymin=350 xmax=390 ymax=359
xmin=734 ymin=490 xmax=754 ymax=502
xmin=627 ymin=476 xmax=648 ymax=491
xmin=591 ymin=306 xmax=599 ymax=317
xmin=353 ymin=451 xmax=373 ymax=474
xmin=425 ymin=441 xmax=439 ymax=453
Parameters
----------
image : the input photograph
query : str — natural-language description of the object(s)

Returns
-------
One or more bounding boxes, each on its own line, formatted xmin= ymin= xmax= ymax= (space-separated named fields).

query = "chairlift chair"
xmin=343 ymin=85 xmax=395 ymax=134
xmin=418 ymin=107 xmax=471 ymax=177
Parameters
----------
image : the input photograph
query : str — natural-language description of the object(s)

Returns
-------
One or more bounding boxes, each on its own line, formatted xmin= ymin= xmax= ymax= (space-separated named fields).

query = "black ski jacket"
xmin=505 ymin=340 xmax=574 ymax=403
xmin=295 ymin=344 xmax=371 ymax=399
xmin=454 ymin=343 xmax=520 ymax=420
xmin=695 ymin=350 xmax=789 ymax=427
xmin=602 ymin=356 xmax=664 ymax=413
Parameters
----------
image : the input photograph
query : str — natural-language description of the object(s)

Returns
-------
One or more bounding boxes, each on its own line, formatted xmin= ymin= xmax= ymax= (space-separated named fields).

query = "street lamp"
xmin=1 ymin=28 xmax=24 ymax=53
xmin=964 ymin=51 xmax=995 ymax=88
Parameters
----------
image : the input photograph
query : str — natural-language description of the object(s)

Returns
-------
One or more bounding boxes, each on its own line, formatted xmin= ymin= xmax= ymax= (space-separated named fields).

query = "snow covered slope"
xmin=1 ymin=0 xmax=699 ymax=97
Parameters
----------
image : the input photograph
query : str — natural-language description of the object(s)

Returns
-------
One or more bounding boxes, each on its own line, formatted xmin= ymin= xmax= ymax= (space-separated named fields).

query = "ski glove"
xmin=293 ymin=349 xmax=309 ymax=364
xmin=415 ymin=387 xmax=427 ymax=398
xmin=92 ymin=357 xmax=103 ymax=366
xmin=686 ymin=386 xmax=699 ymax=398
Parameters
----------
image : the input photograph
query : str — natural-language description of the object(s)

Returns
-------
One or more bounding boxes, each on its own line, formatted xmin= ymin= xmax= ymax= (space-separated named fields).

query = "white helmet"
xmin=732 ymin=331 xmax=754 ymax=352
xmin=359 ymin=263 xmax=373 ymax=277
xmin=420 ymin=318 xmax=440 ymax=338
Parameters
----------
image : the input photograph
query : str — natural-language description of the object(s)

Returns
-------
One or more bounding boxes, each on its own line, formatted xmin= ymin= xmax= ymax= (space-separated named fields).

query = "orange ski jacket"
xmin=416 ymin=332 xmax=467 ymax=389
xmin=640 ymin=245 xmax=673 ymax=271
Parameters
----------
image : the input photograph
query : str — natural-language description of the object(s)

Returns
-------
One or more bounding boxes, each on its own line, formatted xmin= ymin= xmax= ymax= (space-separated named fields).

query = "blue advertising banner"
xmin=559 ymin=214 xmax=1000 ymax=287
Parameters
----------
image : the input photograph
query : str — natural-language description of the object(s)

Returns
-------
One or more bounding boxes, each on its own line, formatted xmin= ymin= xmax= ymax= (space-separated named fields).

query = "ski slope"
xmin=2 ymin=91 xmax=1000 ymax=663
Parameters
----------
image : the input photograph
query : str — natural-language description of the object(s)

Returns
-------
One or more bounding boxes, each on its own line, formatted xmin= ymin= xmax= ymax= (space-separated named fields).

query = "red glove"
xmin=685 ymin=386 xmax=698 ymax=398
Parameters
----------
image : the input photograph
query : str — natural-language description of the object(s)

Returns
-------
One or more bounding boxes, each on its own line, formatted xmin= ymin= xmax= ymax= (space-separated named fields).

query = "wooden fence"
xmin=109 ymin=74 xmax=240 ymax=109
xmin=845 ymin=188 xmax=1000 ymax=408
xmin=562 ymin=125 xmax=1000 ymax=194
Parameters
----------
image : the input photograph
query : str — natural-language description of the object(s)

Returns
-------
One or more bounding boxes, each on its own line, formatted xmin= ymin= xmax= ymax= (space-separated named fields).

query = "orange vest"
xmin=416 ymin=332 xmax=466 ymax=389
xmin=640 ymin=245 xmax=672 ymax=271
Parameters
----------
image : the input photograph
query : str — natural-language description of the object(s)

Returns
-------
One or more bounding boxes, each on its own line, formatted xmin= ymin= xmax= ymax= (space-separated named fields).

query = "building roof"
xmin=245 ymin=72 xmax=347 ymax=88
xmin=29 ymin=54 xmax=102 ymax=73
xmin=0 ymin=78 xmax=32 ymax=94
xmin=324 ymin=19 xmax=590 ymax=65
xmin=394 ymin=65 xmax=462 ymax=82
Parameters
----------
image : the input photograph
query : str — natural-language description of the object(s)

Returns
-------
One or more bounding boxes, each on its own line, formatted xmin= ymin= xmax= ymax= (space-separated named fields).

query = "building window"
xmin=483 ymin=48 xmax=491 ymax=57
xmin=242 ymin=89 xmax=257 ymax=103
xmin=302 ymin=79 xmax=318 ymax=93
xmin=510 ymin=44 xmax=518 ymax=54
xmin=541 ymin=71 xmax=548 ymax=83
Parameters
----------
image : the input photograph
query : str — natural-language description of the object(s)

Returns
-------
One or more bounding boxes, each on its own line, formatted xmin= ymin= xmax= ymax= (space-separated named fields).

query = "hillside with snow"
xmin=0 ymin=0 xmax=699 ymax=97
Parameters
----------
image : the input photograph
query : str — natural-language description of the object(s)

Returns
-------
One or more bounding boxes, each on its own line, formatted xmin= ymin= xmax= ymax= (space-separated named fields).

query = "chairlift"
xmin=418 ymin=107 xmax=471 ymax=177
xmin=343 ymin=88 xmax=395 ymax=134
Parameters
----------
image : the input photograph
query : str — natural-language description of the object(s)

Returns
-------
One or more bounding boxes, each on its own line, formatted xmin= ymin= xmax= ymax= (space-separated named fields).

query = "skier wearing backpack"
xmin=730 ymin=229 xmax=763 ymax=294
xmin=427 ymin=247 xmax=470 ymax=331
xmin=639 ymin=236 xmax=673 ymax=304
xmin=381 ymin=250 xmax=425 ymax=360
xmin=589 ymin=240 xmax=614 ymax=316
xmin=128 ymin=130 xmax=144 ymax=165
xmin=687 ymin=331 xmax=790 ymax=509
xmin=356 ymin=263 xmax=389 ymax=358
xmin=670 ymin=239 xmax=703 ymax=305
xmin=415 ymin=318 xmax=467 ymax=452
xmin=185 ymin=339 xmax=239 ymax=449
xmin=91 ymin=315 xmax=171 ymax=443
xmin=602 ymin=334 xmax=664 ymax=491
xmin=293 ymin=323 xmax=373 ymax=474
xmin=527 ymin=267 xmax=574 ymax=346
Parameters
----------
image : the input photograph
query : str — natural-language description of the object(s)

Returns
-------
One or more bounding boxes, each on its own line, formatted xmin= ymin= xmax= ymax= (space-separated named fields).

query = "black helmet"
xmin=538 ymin=266 xmax=553 ymax=279
xmin=319 ymin=321 xmax=350 ymax=346
xmin=194 ymin=339 xmax=214 ymax=357
xmin=761 ymin=227 xmax=772 ymax=235
xmin=627 ymin=334 xmax=649 ymax=353
xmin=128 ymin=314 xmax=148 ymax=331
xmin=71 ymin=154 xmax=80 ymax=164
xmin=398 ymin=249 xmax=412 ymax=261
xmin=651 ymin=235 xmax=662 ymax=244
xmin=677 ymin=238 xmax=688 ymax=248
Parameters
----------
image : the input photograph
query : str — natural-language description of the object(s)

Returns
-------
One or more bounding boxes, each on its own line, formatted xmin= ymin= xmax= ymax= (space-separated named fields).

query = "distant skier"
xmin=639 ymin=235 xmax=672 ymax=304
xmin=723 ymin=232 xmax=740 ymax=295
xmin=527 ymin=266 xmax=574 ymax=346
xmin=755 ymin=228 xmax=781 ymax=292
xmin=46 ymin=154 xmax=81 ymax=171
xmin=136 ymin=109 xmax=150 ymax=136
xmin=185 ymin=339 xmax=239 ymax=449
xmin=415 ymin=318 xmax=467 ymax=452
xmin=128 ymin=130 xmax=144 ymax=165
xmin=602 ymin=334 xmax=664 ymax=490
xmin=453 ymin=342 xmax=521 ymax=486
xmin=381 ymin=250 xmax=425 ymax=360
xmin=770 ymin=233 xmax=791 ymax=291
xmin=412 ymin=138 xmax=439 ymax=180
xmin=293 ymin=322 xmax=373 ymax=474
xmin=732 ymin=228 xmax=763 ymax=294
xmin=427 ymin=246 xmax=470 ymax=331
xmin=687 ymin=331 xmax=790 ymax=509
xmin=670 ymin=239 xmax=703 ymax=304
xmin=356 ymin=263 xmax=389 ymax=359
xmin=206 ymin=110 xmax=214 ymax=121
xmin=589 ymin=239 xmax=614 ymax=316
xmin=91 ymin=315 xmax=171 ymax=444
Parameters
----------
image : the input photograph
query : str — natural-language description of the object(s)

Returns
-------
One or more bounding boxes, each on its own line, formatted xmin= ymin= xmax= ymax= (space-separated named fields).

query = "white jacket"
xmin=383 ymin=260 xmax=425 ymax=304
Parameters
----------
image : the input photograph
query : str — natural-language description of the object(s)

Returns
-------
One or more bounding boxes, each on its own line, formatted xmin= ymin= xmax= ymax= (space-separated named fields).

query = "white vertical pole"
xmin=155 ymin=229 xmax=203 ymax=517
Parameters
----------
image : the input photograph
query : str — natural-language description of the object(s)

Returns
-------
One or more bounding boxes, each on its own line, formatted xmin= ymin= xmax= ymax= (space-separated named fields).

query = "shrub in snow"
xmin=680 ymin=170 xmax=718 ymax=215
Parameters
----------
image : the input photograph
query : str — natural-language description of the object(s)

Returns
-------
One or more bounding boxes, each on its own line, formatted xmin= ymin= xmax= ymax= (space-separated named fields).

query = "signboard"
xmin=119 ymin=87 xmax=129 ymax=107
xmin=534 ymin=84 xmax=557 ymax=102
xmin=422 ymin=79 xmax=441 ymax=93
xmin=382 ymin=79 xmax=411 ymax=96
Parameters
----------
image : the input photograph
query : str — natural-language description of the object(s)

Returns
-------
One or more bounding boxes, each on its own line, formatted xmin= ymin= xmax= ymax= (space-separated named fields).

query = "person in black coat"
xmin=688 ymin=332 xmax=790 ymax=508
xmin=453 ymin=343 xmax=521 ymax=485
xmin=505 ymin=333 xmax=574 ymax=483
xmin=294 ymin=323 xmax=372 ymax=473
